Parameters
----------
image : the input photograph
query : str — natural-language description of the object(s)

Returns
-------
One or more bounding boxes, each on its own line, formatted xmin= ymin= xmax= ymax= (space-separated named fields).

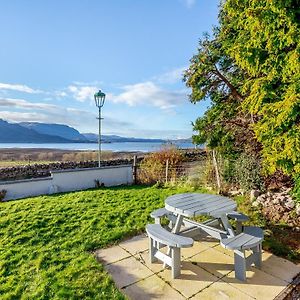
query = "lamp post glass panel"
xmin=94 ymin=90 xmax=106 ymax=167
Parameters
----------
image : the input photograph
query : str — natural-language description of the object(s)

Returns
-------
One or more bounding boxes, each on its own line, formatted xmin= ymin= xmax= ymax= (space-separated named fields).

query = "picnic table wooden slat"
xmin=146 ymin=224 xmax=193 ymax=248
xmin=165 ymin=193 xmax=236 ymax=218
xmin=173 ymin=195 xmax=229 ymax=210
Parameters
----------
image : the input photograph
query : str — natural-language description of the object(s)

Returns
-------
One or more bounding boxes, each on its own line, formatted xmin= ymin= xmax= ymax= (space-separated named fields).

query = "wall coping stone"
xmin=0 ymin=164 xmax=132 ymax=185
xmin=0 ymin=176 xmax=53 ymax=185
xmin=51 ymin=164 xmax=132 ymax=174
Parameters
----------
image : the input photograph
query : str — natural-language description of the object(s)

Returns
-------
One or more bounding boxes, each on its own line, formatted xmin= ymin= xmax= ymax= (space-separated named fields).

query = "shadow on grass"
xmin=263 ymin=223 xmax=300 ymax=263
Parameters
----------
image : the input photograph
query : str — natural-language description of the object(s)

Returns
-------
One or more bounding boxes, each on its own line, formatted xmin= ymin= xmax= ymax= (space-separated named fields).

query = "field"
xmin=0 ymin=185 xmax=298 ymax=299
xmin=0 ymin=185 xmax=205 ymax=299
xmin=0 ymin=148 xmax=137 ymax=167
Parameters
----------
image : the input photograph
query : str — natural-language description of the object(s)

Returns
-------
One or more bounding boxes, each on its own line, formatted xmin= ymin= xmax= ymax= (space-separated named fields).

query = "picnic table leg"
xmin=149 ymin=237 xmax=157 ymax=263
xmin=236 ymin=221 xmax=243 ymax=234
xmin=172 ymin=215 xmax=184 ymax=233
xmin=252 ymin=243 xmax=262 ymax=269
xmin=219 ymin=214 xmax=235 ymax=237
xmin=234 ymin=249 xmax=246 ymax=281
xmin=171 ymin=247 xmax=181 ymax=278
xmin=164 ymin=214 xmax=184 ymax=268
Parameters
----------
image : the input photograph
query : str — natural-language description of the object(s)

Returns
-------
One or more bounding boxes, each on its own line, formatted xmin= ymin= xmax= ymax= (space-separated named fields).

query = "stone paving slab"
xmin=122 ymin=274 xmax=185 ymax=300
xmin=190 ymin=279 xmax=255 ymax=300
xmin=96 ymin=234 xmax=300 ymax=299
xmin=95 ymin=245 xmax=130 ymax=265
xmin=222 ymin=267 xmax=288 ymax=300
xmin=158 ymin=261 xmax=219 ymax=298
xmin=119 ymin=234 xmax=149 ymax=255
xmin=260 ymin=252 xmax=300 ymax=283
xmin=188 ymin=247 xmax=235 ymax=278
xmin=105 ymin=256 xmax=153 ymax=289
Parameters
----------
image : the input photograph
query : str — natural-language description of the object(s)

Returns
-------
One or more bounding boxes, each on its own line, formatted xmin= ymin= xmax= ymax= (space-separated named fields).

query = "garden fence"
xmin=135 ymin=158 xmax=208 ymax=186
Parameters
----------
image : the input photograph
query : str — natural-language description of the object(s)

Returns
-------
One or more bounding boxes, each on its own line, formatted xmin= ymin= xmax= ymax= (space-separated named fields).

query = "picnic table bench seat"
xmin=146 ymin=224 xmax=193 ymax=278
xmin=227 ymin=211 xmax=249 ymax=222
xmin=227 ymin=211 xmax=249 ymax=233
xmin=211 ymin=211 xmax=249 ymax=234
xmin=220 ymin=226 xmax=264 ymax=281
xmin=150 ymin=207 xmax=176 ymax=228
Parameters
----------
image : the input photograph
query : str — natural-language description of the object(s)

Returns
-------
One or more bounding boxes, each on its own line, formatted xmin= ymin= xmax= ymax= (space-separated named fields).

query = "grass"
xmin=235 ymin=195 xmax=300 ymax=262
xmin=0 ymin=185 xmax=298 ymax=299
xmin=0 ymin=185 xmax=205 ymax=299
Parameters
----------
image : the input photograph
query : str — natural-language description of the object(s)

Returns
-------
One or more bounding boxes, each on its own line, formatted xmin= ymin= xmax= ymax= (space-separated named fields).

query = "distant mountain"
xmin=169 ymin=137 xmax=193 ymax=143
xmin=81 ymin=133 xmax=99 ymax=142
xmin=20 ymin=122 xmax=88 ymax=141
xmin=82 ymin=133 xmax=165 ymax=143
xmin=0 ymin=119 xmax=73 ymax=143
xmin=0 ymin=119 xmax=186 ymax=144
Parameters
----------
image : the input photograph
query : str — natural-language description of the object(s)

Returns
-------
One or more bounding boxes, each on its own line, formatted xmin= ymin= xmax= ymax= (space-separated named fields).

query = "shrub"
xmin=234 ymin=153 xmax=263 ymax=192
xmin=138 ymin=146 xmax=184 ymax=184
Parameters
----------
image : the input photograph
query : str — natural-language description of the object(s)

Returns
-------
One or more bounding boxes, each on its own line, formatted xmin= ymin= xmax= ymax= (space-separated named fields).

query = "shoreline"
xmin=0 ymin=148 xmax=146 ymax=168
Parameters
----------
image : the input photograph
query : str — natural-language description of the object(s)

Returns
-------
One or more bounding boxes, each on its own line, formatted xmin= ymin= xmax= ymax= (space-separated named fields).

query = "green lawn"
xmin=0 ymin=185 xmax=298 ymax=299
xmin=0 ymin=185 xmax=205 ymax=299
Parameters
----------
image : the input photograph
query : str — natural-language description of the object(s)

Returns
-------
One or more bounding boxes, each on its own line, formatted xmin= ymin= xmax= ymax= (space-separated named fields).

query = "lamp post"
xmin=94 ymin=90 xmax=106 ymax=167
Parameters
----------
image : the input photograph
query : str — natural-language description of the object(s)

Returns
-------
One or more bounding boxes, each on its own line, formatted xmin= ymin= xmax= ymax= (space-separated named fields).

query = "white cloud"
xmin=110 ymin=81 xmax=187 ymax=111
xmin=54 ymin=91 xmax=68 ymax=98
xmin=107 ymin=128 xmax=191 ymax=139
xmin=153 ymin=67 xmax=186 ymax=84
xmin=0 ymin=97 xmax=60 ymax=111
xmin=0 ymin=83 xmax=42 ymax=94
xmin=181 ymin=0 xmax=196 ymax=8
xmin=0 ymin=111 xmax=50 ymax=123
xmin=68 ymin=85 xmax=98 ymax=102
xmin=0 ymin=97 xmax=134 ymax=133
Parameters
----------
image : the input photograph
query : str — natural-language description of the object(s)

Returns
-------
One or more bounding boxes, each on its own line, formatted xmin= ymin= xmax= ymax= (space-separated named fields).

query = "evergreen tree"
xmin=185 ymin=0 xmax=300 ymax=176
xmin=219 ymin=0 xmax=300 ymax=175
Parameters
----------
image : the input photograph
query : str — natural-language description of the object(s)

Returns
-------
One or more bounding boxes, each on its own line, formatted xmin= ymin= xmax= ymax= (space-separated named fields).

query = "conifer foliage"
xmin=185 ymin=0 xmax=300 ymax=176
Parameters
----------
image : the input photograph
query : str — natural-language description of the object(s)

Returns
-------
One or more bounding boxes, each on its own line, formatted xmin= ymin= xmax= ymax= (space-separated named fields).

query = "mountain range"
xmin=0 ymin=119 xmax=171 ymax=143
xmin=82 ymin=133 xmax=164 ymax=143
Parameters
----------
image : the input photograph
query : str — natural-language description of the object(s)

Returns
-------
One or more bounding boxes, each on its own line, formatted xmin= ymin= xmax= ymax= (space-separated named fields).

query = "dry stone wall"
xmin=0 ymin=149 xmax=206 ymax=182
xmin=0 ymin=159 xmax=137 ymax=181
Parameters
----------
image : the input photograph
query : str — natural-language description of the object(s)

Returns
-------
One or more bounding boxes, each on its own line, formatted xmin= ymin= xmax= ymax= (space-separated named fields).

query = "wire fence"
xmin=135 ymin=159 xmax=208 ymax=186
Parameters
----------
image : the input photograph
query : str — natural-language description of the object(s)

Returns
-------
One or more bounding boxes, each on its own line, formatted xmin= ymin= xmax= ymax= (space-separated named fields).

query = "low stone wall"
xmin=0 ymin=149 xmax=206 ymax=181
xmin=0 ymin=158 xmax=139 ymax=181
xmin=0 ymin=165 xmax=133 ymax=201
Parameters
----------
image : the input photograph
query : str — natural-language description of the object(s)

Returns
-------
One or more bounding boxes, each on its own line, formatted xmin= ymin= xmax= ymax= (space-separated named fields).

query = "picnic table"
xmin=165 ymin=193 xmax=237 ymax=239
xmin=149 ymin=193 xmax=263 ymax=281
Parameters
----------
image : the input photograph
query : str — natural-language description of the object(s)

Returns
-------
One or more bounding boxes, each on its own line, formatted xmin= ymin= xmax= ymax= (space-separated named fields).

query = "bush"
xmin=138 ymin=146 xmax=184 ymax=184
xmin=234 ymin=153 xmax=263 ymax=192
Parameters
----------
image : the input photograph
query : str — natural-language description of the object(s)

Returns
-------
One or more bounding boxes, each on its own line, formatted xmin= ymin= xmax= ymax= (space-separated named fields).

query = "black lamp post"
xmin=94 ymin=90 xmax=106 ymax=167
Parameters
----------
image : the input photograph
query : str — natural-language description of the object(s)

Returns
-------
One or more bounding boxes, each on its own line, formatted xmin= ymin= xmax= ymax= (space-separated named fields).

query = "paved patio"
xmin=95 ymin=233 xmax=300 ymax=299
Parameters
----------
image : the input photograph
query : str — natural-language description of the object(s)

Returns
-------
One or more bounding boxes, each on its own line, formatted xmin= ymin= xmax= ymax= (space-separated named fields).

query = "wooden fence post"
xmin=165 ymin=159 xmax=169 ymax=183
xmin=133 ymin=155 xmax=137 ymax=184
xmin=212 ymin=150 xmax=221 ymax=193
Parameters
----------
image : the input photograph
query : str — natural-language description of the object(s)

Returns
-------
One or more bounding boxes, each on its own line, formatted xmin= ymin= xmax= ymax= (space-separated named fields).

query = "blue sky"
xmin=0 ymin=0 xmax=219 ymax=139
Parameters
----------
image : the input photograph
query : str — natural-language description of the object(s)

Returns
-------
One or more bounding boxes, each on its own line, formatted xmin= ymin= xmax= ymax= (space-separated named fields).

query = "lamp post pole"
xmin=98 ymin=106 xmax=102 ymax=167
xmin=94 ymin=90 xmax=106 ymax=168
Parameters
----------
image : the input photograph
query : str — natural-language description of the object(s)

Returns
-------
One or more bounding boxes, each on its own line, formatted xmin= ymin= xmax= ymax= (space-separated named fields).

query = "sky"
xmin=0 ymin=0 xmax=219 ymax=139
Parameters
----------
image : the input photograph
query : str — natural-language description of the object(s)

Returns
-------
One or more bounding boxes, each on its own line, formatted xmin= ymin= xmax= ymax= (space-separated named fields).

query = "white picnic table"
xmin=149 ymin=193 xmax=263 ymax=281
xmin=165 ymin=193 xmax=237 ymax=239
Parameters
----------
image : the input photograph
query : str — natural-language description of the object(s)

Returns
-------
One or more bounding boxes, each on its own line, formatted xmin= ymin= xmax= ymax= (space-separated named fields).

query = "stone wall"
xmin=0 ymin=165 xmax=133 ymax=201
xmin=0 ymin=149 xmax=206 ymax=181
xmin=0 ymin=159 xmax=136 ymax=181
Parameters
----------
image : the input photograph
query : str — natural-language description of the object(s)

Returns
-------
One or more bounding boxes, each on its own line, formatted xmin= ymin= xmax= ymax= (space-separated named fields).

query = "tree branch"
xmin=212 ymin=66 xmax=244 ymax=101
